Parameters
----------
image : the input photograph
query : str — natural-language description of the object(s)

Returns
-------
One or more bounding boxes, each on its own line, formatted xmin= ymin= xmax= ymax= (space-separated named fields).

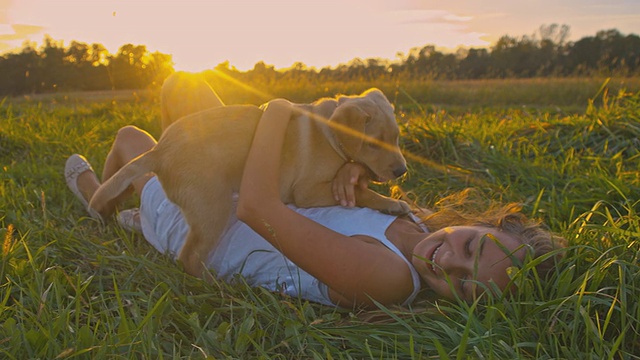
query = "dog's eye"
xmin=366 ymin=140 xmax=381 ymax=149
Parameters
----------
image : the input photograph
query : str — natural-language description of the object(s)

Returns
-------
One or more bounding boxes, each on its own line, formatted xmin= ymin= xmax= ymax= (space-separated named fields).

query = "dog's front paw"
xmin=382 ymin=200 xmax=412 ymax=215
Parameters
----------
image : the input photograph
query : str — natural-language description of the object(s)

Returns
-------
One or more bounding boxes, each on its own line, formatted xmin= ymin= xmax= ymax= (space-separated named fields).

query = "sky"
xmin=1 ymin=0 xmax=639 ymax=72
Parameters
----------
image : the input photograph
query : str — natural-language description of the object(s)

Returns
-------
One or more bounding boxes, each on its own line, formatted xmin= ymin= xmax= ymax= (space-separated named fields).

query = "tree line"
xmin=1 ymin=25 xmax=638 ymax=97
xmin=0 ymin=37 xmax=173 ymax=96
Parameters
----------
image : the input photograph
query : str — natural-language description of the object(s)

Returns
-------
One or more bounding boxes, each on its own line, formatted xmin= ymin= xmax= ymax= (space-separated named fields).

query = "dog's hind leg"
xmin=89 ymin=150 xmax=157 ymax=219
xmin=175 ymin=188 xmax=234 ymax=281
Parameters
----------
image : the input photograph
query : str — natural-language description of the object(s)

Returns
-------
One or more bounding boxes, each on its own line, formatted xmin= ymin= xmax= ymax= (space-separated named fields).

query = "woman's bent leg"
xmin=70 ymin=125 xmax=157 ymax=219
xmin=100 ymin=125 xmax=157 ymax=204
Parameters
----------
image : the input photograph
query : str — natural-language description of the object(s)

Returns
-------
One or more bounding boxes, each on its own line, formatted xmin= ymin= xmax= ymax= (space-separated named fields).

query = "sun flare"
xmin=4 ymin=0 xmax=640 ymax=72
xmin=4 ymin=0 xmax=494 ymax=72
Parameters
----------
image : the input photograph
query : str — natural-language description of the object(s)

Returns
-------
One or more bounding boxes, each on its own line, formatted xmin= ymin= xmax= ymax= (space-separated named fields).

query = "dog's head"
xmin=329 ymin=88 xmax=407 ymax=182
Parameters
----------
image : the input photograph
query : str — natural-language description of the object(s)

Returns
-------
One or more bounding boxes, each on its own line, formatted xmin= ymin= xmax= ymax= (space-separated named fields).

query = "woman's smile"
xmin=412 ymin=226 xmax=526 ymax=301
xmin=428 ymin=241 xmax=443 ymax=275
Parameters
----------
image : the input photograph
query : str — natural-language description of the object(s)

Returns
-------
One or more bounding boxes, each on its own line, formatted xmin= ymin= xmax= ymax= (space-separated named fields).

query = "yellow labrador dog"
xmin=89 ymin=76 xmax=410 ymax=278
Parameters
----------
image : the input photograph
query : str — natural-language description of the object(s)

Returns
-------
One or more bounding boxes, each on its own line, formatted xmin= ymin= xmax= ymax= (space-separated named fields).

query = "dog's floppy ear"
xmin=362 ymin=88 xmax=395 ymax=110
xmin=329 ymin=102 xmax=370 ymax=158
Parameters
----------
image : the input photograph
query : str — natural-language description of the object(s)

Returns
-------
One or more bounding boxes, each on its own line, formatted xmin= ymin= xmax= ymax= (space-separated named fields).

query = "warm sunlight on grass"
xmin=206 ymin=69 xmax=274 ymax=101
xmin=1 ymin=79 xmax=639 ymax=358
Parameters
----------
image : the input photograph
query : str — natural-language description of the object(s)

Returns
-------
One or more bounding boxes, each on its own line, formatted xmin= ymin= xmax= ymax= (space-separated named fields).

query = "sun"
xmin=5 ymin=0 xmax=492 ymax=72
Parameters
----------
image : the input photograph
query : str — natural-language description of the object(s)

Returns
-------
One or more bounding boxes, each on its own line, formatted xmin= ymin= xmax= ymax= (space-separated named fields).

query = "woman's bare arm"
xmin=237 ymin=100 xmax=412 ymax=308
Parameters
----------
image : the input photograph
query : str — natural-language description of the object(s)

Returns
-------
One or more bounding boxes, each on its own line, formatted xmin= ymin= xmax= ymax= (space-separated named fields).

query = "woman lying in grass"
xmin=65 ymin=95 xmax=566 ymax=309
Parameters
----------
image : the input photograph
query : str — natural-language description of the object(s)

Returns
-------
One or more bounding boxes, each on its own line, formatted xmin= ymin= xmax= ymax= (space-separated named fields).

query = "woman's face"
xmin=412 ymin=226 xmax=525 ymax=302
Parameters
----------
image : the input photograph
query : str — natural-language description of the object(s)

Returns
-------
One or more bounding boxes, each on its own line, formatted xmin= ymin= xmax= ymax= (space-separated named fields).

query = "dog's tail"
xmin=88 ymin=149 xmax=158 ymax=219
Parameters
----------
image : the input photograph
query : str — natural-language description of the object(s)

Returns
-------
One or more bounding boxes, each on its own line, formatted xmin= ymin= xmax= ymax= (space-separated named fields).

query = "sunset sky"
xmin=1 ymin=0 xmax=639 ymax=72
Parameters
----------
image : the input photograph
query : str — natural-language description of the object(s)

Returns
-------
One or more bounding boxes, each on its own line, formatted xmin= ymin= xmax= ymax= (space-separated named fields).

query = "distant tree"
xmin=399 ymin=45 xmax=457 ymax=79
xmin=251 ymin=61 xmax=278 ymax=85
xmin=565 ymin=35 xmax=599 ymax=74
xmin=85 ymin=43 xmax=114 ymax=90
xmin=0 ymin=38 xmax=174 ymax=96
xmin=89 ymin=43 xmax=109 ymax=67
xmin=2 ymin=42 xmax=43 ymax=95
xmin=65 ymin=41 xmax=91 ymax=65
xmin=538 ymin=24 xmax=570 ymax=47
xmin=536 ymin=24 xmax=570 ymax=75
xmin=108 ymin=44 xmax=153 ymax=89
xmin=485 ymin=25 xmax=571 ymax=78
xmin=564 ymin=29 xmax=640 ymax=75
xmin=146 ymin=51 xmax=174 ymax=87
xmin=458 ymin=48 xmax=490 ymax=79
xmin=1 ymin=26 xmax=638 ymax=97
xmin=365 ymin=58 xmax=389 ymax=80
xmin=594 ymin=29 xmax=640 ymax=74
xmin=40 ymin=36 xmax=67 ymax=91
xmin=64 ymin=41 xmax=91 ymax=90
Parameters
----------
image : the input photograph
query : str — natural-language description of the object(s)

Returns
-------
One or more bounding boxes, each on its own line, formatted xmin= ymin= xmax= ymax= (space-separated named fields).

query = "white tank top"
xmin=209 ymin=205 xmax=423 ymax=306
xmin=140 ymin=177 xmax=423 ymax=306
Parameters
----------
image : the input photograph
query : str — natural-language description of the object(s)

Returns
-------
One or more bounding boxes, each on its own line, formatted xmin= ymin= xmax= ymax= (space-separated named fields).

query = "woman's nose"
xmin=438 ymin=249 xmax=470 ymax=274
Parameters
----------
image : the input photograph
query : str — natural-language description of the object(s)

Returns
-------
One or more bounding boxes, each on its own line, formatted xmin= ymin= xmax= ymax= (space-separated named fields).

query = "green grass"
xmin=201 ymin=75 xmax=640 ymax=115
xmin=1 ymin=79 xmax=639 ymax=358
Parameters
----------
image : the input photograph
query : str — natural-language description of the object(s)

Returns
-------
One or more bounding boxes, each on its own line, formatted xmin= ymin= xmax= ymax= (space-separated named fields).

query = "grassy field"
xmin=1 ymin=78 xmax=639 ymax=358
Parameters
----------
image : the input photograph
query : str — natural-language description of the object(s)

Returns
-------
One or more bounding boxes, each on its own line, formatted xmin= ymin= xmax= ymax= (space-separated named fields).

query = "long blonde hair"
xmin=410 ymin=188 xmax=567 ymax=278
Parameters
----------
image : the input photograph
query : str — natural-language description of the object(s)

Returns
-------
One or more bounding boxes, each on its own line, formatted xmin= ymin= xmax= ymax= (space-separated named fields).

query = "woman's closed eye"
xmin=464 ymin=236 xmax=473 ymax=257
xmin=462 ymin=236 xmax=477 ymax=299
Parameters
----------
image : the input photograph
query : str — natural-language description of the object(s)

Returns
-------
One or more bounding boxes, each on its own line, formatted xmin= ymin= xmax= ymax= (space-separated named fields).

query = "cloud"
xmin=442 ymin=14 xmax=473 ymax=22
xmin=393 ymin=9 xmax=472 ymax=25
xmin=0 ymin=23 xmax=44 ymax=52
xmin=0 ymin=24 xmax=43 ymax=40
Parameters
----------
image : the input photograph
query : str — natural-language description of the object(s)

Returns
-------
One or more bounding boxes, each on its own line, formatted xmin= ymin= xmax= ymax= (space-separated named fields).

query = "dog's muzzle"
xmin=393 ymin=166 xmax=408 ymax=179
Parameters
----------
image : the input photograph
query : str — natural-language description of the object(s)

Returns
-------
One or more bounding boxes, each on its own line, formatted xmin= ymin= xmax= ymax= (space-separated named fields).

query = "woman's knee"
xmin=115 ymin=125 xmax=145 ymax=141
xmin=113 ymin=126 xmax=156 ymax=160
xmin=114 ymin=126 xmax=155 ymax=146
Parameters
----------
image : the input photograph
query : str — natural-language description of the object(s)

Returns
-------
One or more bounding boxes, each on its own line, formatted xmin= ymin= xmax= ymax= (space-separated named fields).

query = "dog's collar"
xmin=323 ymin=113 xmax=385 ymax=181
xmin=335 ymin=140 xmax=353 ymax=162
xmin=320 ymin=103 xmax=352 ymax=162
xmin=324 ymin=127 xmax=351 ymax=162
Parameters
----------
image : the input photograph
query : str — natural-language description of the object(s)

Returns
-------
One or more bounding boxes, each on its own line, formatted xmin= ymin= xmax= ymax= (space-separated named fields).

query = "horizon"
xmin=1 ymin=0 xmax=640 ymax=72
xmin=3 ymin=25 xmax=638 ymax=74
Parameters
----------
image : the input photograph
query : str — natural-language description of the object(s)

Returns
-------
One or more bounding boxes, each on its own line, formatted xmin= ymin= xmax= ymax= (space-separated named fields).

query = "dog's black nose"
xmin=393 ymin=166 xmax=407 ymax=178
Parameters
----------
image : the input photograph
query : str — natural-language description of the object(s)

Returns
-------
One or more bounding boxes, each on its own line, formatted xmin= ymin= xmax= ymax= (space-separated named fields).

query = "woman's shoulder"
xmin=327 ymin=236 xmax=418 ymax=306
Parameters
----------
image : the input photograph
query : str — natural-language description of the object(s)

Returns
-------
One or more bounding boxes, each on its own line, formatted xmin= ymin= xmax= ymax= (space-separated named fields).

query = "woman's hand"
xmin=332 ymin=162 xmax=370 ymax=207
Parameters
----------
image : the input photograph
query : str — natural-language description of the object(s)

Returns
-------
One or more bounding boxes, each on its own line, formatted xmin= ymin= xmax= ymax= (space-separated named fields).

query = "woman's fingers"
xmin=332 ymin=162 xmax=370 ymax=207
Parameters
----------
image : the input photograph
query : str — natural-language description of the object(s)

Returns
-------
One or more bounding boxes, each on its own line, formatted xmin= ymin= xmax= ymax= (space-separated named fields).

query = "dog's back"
xmin=91 ymin=103 xmax=337 ymax=218
xmin=89 ymin=105 xmax=263 ymax=217
xmin=154 ymin=105 xmax=265 ymax=206
xmin=155 ymin=103 xmax=344 ymax=207
xmin=90 ymin=90 xmax=408 ymax=278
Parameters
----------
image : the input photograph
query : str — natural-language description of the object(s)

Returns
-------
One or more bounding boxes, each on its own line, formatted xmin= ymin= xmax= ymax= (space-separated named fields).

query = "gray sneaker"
xmin=117 ymin=208 xmax=142 ymax=233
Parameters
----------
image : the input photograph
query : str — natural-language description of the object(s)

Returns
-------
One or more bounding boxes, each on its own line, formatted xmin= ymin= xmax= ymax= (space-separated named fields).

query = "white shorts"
xmin=138 ymin=176 xmax=241 ymax=263
xmin=137 ymin=176 xmax=336 ymax=306
xmin=139 ymin=176 xmax=189 ymax=259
